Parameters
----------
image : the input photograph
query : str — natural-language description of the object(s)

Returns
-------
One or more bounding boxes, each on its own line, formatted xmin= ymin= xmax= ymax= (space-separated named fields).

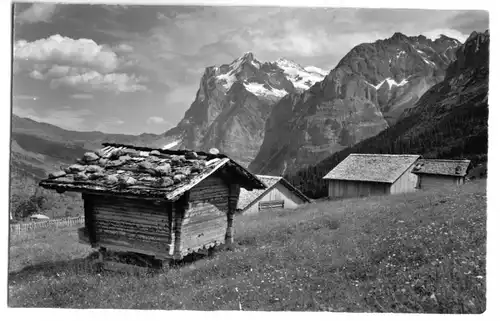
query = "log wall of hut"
xmin=328 ymin=180 xmax=391 ymax=199
xmin=179 ymin=175 xmax=230 ymax=256
xmin=389 ymin=166 xmax=419 ymax=194
xmin=84 ymin=194 xmax=173 ymax=258
xmin=417 ymin=174 xmax=464 ymax=189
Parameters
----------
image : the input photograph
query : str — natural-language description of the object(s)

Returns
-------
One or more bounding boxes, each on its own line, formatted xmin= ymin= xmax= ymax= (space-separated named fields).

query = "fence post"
xmin=9 ymin=216 xmax=84 ymax=236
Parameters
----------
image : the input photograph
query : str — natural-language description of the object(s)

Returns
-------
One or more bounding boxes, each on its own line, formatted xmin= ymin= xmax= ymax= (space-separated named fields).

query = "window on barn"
xmin=258 ymin=200 xmax=285 ymax=211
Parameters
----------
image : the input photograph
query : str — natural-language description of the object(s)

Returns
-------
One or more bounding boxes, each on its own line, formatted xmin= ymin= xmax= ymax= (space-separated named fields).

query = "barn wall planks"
xmin=88 ymin=195 xmax=173 ymax=257
xmin=418 ymin=174 xmax=463 ymax=189
xmin=180 ymin=175 xmax=229 ymax=255
xmin=390 ymin=165 xmax=419 ymax=194
xmin=245 ymin=182 xmax=306 ymax=214
xmin=328 ymin=180 xmax=390 ymax=199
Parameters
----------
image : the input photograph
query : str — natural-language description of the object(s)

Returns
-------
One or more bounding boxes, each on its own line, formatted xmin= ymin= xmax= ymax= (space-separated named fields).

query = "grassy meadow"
xmin=8 ymin=179 xmax=487 ymax=312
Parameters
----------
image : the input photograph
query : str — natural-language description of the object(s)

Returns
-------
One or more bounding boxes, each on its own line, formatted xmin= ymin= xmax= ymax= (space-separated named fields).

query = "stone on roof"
xmin=39 ymin=143 xmax=265 ymax=200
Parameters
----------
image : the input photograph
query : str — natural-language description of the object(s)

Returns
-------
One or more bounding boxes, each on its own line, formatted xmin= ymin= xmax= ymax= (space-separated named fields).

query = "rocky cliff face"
xmin=286 ymin=30 xmax=489 ymax=199
xmin=402 ymin=30 xmax=489 ymax=121
xmin=249 ymin=32 xmax=461 ymax=175
xmin=151 ymin=52 xmax=327 ymax=167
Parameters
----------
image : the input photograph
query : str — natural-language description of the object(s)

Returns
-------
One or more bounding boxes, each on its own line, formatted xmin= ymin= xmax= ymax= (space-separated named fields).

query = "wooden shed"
xmin=236 ymin=175 xmax=311 ymax=215
xmin=39 ymin=143 xmax=265 ymax=270
xmin=412 ymin=159 xmax=471 ymax=189
xmin=322 ymin=154 xmax=422 ymax=199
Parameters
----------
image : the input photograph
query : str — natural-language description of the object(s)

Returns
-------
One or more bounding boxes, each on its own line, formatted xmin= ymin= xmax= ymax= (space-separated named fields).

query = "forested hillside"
xmin=9 ymin=167 xmax=83 ymax=221
xmin=286 ymin=31 xmax=489 ymax=199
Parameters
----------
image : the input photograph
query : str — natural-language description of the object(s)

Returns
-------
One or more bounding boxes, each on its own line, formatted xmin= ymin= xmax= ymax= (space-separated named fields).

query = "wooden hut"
xmin=237 ymin=175 xmax=311 ymax=215
xmin=412 ymin=159 xmax=471 ymax=189
xmin=39 ymin=143 xmax=265 ymax=270
xmin=323 ymin=154 xmax=421 ymax=199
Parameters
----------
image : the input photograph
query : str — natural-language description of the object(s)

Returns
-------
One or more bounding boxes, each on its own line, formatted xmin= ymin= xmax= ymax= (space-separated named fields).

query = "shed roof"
xmin=237 ymin=175 xmax=311 ymax=212
xmin=322 ymin=153 xmax=422 ymax=183
xmin=412 ymin=159 xmax=471 ymax=177
xmin=39 ymin=143 xmax=266 ymax=201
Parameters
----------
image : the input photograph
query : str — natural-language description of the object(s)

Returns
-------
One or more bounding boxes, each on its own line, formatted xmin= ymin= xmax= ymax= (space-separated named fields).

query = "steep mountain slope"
xmin=285 ymin=30 xmax=489 ymax=199
xmin=148 ymin=52 xmax=328 ymax=167
xmin=249 ymin=33 xmax=461 ymax=175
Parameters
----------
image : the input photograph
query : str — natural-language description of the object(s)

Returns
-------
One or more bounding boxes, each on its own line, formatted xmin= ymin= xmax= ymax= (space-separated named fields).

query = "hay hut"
xmin=412 ymin=159 xmax=471 ymax=189
xmin=39 ymin=143 xmax=265 ymax=270
xmin=323 ymin=154 xmax=422 ymax=199
xmin=237 ymin=175 xmax=310 ymax=215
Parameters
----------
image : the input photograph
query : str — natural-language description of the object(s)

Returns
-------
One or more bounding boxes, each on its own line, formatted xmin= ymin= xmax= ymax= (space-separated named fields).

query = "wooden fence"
xmin=9 ymin=216 xmax=84 ymax=235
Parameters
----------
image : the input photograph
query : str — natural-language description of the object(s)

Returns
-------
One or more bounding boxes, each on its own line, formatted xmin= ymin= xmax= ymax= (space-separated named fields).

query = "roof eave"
xmin=279 ymin=178 xmax=311 ymax=203
xmin=412 ymin=171 xmax=468 ymax=178
xmin=323 ymin=177 xmax=395 ymax=184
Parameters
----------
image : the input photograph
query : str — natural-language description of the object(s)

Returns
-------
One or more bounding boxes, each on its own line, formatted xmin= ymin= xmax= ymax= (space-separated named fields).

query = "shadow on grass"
xmin=9 ymin=247 xmax=228 ymax=282
xmin=9 ymin=252 xmax=101 ymax=283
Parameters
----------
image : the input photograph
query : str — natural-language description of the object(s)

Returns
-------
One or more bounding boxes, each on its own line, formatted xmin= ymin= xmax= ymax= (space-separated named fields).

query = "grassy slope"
xmin=8 ymin=180 xmax=486 ymax=312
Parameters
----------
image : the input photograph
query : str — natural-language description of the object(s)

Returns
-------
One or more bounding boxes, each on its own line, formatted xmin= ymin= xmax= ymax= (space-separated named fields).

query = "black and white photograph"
xmin=5 ymin=0 xmax=493 ymax=315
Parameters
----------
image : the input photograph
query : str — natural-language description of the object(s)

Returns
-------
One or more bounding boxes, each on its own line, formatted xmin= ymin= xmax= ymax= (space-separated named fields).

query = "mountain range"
xmin=249 ymin=33 xmax=462 ymax=175
xmin=147 ymin=53 xmax=328 ymax=167
xmin=10 ymin=30 xmax=489 ymax=204
xmin=284 ymin=30 xmax=489 ymax=198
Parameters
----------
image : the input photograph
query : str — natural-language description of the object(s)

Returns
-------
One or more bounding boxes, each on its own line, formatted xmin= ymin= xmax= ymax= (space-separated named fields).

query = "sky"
xmin=11 ymin=2 xmax=489 ymax=135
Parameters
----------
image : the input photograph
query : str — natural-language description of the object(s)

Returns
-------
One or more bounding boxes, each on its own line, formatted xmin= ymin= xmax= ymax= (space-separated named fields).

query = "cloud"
xmin=147 ymin=116 xmax=169 ymax=125
xmin=16 ymin=3 xmax=59 ymax=25
xmin=115 ymin=43 xmax=134 ymax=53
xmin=164 ymin=84 xmax=198 ymax=108
xmin=29 ymin=70 xmax=45 ymax=80
xmin=94 ymin=118 xmax=126 ymax=133
xmin=50 ymin=70 xmax=148 ymax=93
xmin=14 ymin=95 xmax=38 ymax=101
xmin=13 ymin=105 xmax=93 ymax=131
xmin=70 ymin=93 xmax=94 ymax=100
xmin=14 ymin=34 xmax=119 ymax=73
xmin=45 ymin=65 xmax=73 ymax=78
xmin=14 ymin=35 xmax=147 ymax=93
xmin=422 ymin=28 xmax=469 ymax=43
xmin=447 ymin=10 xmax=489 ymax=34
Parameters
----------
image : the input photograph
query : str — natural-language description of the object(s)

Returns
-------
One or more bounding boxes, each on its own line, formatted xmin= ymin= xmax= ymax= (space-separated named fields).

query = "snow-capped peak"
xmin=213 ymin=53 xmax=327 ymax=97
xmin=243 ymin=82 xmax=288 ymax=98
xmin=215 ymin=52 xmax=263 ymax=91
xmin=241 ymin=51 xmax=255 ymax=60
xmin=304 ymin=66 xmax=328 ymax=77
xmin=372 ymin=77 xmax=409 ymax=90
xmin=275 ymin=58 xmax=327 ymax=91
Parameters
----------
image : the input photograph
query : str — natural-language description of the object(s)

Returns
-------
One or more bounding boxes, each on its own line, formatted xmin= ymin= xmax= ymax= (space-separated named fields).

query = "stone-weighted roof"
xmin=39 ymin=143 xmax=265 ymax=200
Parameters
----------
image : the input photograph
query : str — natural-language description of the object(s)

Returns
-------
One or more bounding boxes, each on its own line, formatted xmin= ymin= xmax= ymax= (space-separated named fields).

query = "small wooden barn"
xmin=39 ymin=143 xmax=265 ymax=269
xmin=236 ymin=175 xmax=310 ymax=215
xmin=323 ymin=153 xmax=422 ymax=199
xmin=412 ymin=159 xmax=471 ymax=189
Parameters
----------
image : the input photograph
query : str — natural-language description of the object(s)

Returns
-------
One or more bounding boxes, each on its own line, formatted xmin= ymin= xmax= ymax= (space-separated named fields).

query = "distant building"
xmin=323 ymin=154 xmax=422 ymax=199
xmin=28 ymin=214 xmax=50 ymax=221
xmin=412 ymin=159 xmax=471 ymax=189
xmin=237 ymin=175 xmax=311 ymax=215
